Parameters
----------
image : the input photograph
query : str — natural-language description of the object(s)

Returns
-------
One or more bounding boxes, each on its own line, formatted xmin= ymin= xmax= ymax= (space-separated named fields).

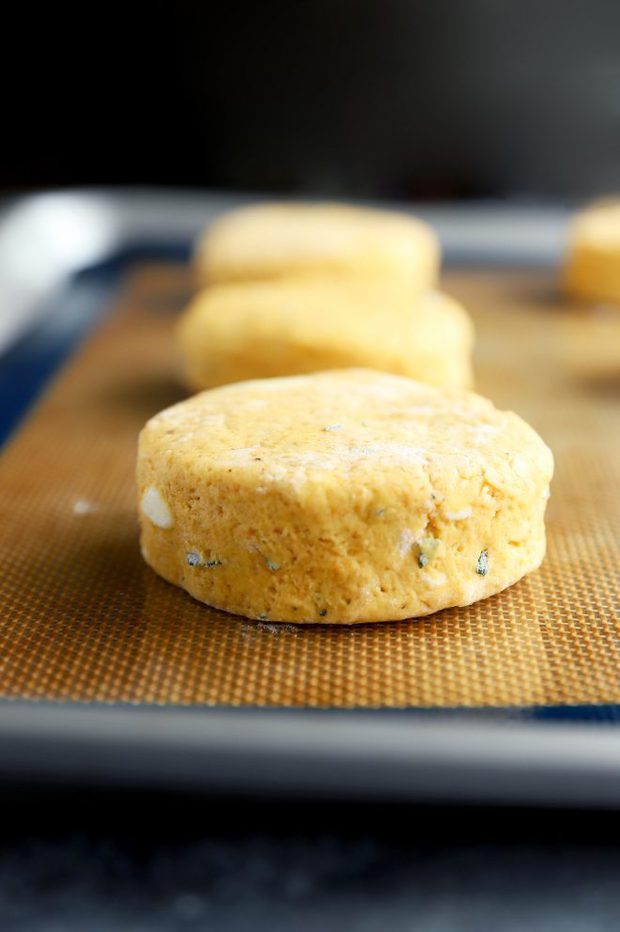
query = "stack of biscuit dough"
xmin=137 ymin=202 xmax=553 ymax=624
xmin=179 ymin=203 xmax=473 ymax=390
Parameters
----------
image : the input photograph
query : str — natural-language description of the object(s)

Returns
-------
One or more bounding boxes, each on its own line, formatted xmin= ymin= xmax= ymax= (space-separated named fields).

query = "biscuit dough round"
xmin=565 ymin=200 xmax=620 ymax=304
xmin=195 ymin=203 xmax=439 ymax=290
xmin=177 ymin=280 xmax=473 ymax=391
xmin=137 ymin=370 xmax=553 ymax=624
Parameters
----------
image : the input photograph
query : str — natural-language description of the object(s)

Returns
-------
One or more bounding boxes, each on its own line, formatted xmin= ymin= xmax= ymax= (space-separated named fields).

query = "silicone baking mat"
xmin=1 ymin=263 xmax=619 ymax=707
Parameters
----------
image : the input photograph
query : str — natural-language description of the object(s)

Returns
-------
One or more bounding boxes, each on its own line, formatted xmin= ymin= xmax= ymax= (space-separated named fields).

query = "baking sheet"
xmin=1 ymin=190 xmax=620 ymax=805
xmin=2 ymin=261 xmax=619 ymax=708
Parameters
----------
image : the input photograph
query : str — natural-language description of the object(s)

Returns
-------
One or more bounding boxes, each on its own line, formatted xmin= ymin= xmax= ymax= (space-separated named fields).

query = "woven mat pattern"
xmin=1 ymin=265 xmax=619 ymax=707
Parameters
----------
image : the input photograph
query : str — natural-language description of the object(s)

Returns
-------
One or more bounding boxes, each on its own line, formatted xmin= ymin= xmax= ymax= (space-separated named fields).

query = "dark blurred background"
xmin=2 ymin=0 xmax=620 ymax=200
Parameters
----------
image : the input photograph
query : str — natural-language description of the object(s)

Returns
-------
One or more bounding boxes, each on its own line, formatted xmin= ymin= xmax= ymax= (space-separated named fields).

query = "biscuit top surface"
xmin=141 ymin=370 xmax=553 ymax=494
xmin=196 ymin=203 xmax=438 ymax=282
xmin=570 ymin=200 xmax=620 ymax=246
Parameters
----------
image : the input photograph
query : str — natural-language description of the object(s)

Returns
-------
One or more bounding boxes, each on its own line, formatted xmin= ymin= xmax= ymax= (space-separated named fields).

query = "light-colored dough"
xmin=176 ymin=279 xmax=473 ymax=391
xmin=565 ymin=200 xmax=620 ymax=304
xmin=137 ymin=370 xmax=553 ymax=624
xmin=195 ymin=202 xmax=439 ymax=290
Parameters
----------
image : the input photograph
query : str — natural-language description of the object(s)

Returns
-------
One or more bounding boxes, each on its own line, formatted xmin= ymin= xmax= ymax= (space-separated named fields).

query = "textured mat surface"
xmin=1 ymin=265 xmax=619 ymax=706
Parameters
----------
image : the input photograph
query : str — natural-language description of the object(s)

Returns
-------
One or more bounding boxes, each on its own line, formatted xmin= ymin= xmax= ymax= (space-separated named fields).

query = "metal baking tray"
xmin=2 ymin=188 xmax=620 ymax=808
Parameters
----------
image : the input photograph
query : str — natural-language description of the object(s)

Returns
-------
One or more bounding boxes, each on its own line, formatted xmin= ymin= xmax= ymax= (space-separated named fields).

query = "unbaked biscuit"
xmin=176 ymin=279 xmax=473 ymax=391
xmin=195 ymin=202 xmax=439 ymax=290
xmin=565 ymin=200 xmax=620 ymax=305
xmin=138 ymin=369 xmax=553 ymax=624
